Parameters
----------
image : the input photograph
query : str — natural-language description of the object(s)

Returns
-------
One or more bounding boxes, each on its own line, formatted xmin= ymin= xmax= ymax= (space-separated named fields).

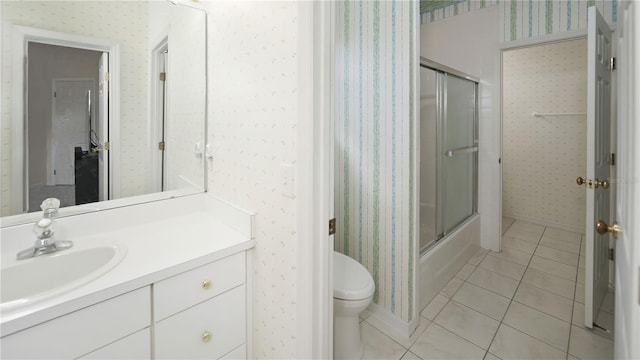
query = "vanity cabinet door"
xmin=0 ymin=287 xmax=150 ymax=359
xmin=154 ymin=252 xmax=245 ymax=321
xmin=155 ymin=284 xmax=246 ymax=359
xmin=78 ymin=328 xmax=150 ymax=359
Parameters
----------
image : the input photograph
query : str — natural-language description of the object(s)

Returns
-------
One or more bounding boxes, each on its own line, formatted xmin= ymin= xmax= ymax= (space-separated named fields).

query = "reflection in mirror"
xmin=1 ymin=1 xmax=207 ymax=223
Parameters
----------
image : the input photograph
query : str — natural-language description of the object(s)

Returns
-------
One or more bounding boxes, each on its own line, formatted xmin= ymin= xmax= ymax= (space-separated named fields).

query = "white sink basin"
xmin=1 ymin=244 xmax=126 ymax=312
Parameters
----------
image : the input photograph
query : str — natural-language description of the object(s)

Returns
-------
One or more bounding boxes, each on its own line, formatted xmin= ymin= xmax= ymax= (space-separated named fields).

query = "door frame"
xmin=10 ymin=25 xmax=120 ymax=213
xmin=149 ymin=36 xmax=169 ymax=193
xmin=498 ymin=29 xmax=588 ymax=246
xmin=297 ymin=1 xmax=334 ymax=358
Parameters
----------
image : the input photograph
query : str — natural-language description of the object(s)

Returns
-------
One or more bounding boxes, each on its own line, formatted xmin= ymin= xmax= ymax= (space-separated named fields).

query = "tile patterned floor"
xmin=359 ymin=219 xmax=614 ymax=360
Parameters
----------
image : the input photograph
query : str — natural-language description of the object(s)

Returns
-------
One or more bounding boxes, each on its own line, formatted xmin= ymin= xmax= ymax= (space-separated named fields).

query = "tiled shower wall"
xmin=335 ymin=0 xmax=418 ymax=323
xmin=1 ymin=1 xmax=149 ymax=215
xmin=502 ymin=39 xmax=587 ymax=232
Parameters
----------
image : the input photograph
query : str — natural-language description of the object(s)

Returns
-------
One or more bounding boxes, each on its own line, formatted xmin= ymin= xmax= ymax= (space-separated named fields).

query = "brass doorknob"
xmin=595 ymin=179 xmax=610 ymax=189
xmin=596 ymin=220 xmax=621 ymax=239
xmin=576 ymin=177 xmax=585 ymax=186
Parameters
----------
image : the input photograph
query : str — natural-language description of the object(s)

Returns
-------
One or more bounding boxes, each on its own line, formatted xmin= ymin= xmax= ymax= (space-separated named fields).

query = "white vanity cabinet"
xmin=1 ymin=287 xmax=151 ymax=359
xmin=154 ymin=252 xmax=247 ymax=359
xmin=1 ymin=251 xmax=251 ymax=360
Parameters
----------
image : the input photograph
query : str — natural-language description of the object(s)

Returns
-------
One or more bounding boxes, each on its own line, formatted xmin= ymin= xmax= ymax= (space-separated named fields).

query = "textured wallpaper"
xmin=420 ymin=0 xmax=618 ymax=43
xmin=420 ymin=0 xmax=500 ymax=24
xmin=500 ymin=0 xmax=618 ymax=42
xmin=199 ymin=1 xmax=299 ymax=357
xmin=335 ymin=0 xmax=418 ymax=323
xmin=1 ymin=1 xmax=149 ymax=215
xmin=502 ymin=39 xmax=587 ymax=232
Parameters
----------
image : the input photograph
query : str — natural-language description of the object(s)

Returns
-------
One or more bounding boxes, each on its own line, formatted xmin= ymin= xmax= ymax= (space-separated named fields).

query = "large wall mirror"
xmin=1 ymin=1 xmax=207 ymax=225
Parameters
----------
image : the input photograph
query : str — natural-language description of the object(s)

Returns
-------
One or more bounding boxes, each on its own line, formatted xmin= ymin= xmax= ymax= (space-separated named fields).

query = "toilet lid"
xmin=333 ymin=252 xmax=375 ymax=301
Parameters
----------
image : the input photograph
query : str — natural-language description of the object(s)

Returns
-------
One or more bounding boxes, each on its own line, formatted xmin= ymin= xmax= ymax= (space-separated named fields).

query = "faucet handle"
xmin=33 ymin=218 xmax=54 ymax=239
xmin=40 ymin=198 xmax=60 ymax=218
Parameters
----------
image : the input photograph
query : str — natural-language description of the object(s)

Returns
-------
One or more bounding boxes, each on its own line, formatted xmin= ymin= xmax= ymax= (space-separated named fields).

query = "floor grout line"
xmin=371 ymin=220 xmax=611 ymax=360
xmin=483 ymin=222 xmax=549 ymax=357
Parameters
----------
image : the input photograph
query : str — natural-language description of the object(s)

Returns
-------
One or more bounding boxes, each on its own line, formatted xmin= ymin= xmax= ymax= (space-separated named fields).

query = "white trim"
xmin=503 ymin=213 xmax=584 ymax=234
xmin=296 ymin=1 xmax=334 ymax=358
xmin=365 ymin=303 xmax=421 ymax=339
xmin=148 ymin=35 xmax=169 ymax=193
xmin=9 ymin=25 xmax=120 ymax=211
xmin=411 ymin=0 xmax=421 ymax=323
xmin=499 ymin=30 xmax=588 ymax=249
xmin=499 ymin=28 xmax=587 ymax=51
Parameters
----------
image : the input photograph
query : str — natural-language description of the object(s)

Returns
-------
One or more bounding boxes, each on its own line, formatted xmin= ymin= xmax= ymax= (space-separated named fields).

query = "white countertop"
xmin=0 ymin=194 xmax=254 ymax=336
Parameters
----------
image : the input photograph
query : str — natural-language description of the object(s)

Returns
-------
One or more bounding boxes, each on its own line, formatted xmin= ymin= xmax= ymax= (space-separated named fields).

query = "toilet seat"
xmin=333 ymin=252 xmax=375 ymax=301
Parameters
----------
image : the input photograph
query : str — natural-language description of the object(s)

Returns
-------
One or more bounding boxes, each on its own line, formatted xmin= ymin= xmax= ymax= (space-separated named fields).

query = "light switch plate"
xmin=280 ymin=162 xmax=295 ymax=198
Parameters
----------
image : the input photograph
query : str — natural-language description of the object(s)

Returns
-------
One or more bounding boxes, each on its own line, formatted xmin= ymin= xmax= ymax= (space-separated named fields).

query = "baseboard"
xmin=364 ymin=302 xmax=420 ymax=339
xmin=503 ymin=213 xmax=584 ymax=234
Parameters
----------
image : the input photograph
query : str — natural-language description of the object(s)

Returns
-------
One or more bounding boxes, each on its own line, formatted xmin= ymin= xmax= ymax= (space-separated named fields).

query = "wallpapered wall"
xmin=335 ymin=0 xmax=418 ymax=323
xmin=502 ymin=39 xmax=587 ymax=232
xmin=420 ymin=0 xmax=500 ymax=24
xmin=419 ymin=0 xmax=618 ymax=42
xmin=1 ymin=1 xmax=149 ymax=215
xmin=197 ymin=1 xmax=299 ymax=357
xmin=499 ymin=0 xmax=618 ymax=42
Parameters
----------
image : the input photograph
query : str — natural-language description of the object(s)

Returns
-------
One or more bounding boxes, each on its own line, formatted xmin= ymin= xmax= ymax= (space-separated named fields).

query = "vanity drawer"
xmin=154 ymin=252 xmax=245 ymax=321
xmin=1 ymin=286 xmax=150 ymax=359
xmin=78 ymin=328 xmax=150 ymax=359
xmin=155 ymin=284 xmax=246 ymax=359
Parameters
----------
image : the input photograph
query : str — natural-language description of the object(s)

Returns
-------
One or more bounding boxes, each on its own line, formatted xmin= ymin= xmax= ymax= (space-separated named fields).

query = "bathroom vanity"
xmin=0 ymin=194 xmax=255 ymax=359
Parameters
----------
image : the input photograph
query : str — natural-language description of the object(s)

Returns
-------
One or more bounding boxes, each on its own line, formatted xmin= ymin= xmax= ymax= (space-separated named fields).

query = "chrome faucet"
xmin=16 ymin=198 xmax=73 ymax=260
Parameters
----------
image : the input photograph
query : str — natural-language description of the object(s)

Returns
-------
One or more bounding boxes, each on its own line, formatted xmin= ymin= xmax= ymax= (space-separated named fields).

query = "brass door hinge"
xmin=610 ymin=57 xmax=616 ymax=71
xmin=104 ymin=72 xmax=110 ymax=81
xmin=159 ymin=141 xmax=165 ymax=151
xmin=104 ymin=141 xmax=110 ymax=151
xmin=610 ymin=153 xmax=616 ymax=166
xmin=329 ymin=218 xmax=336 ymax=236
xmin=159 ymin=72 xmax=166 ymax=82
xmin=609 ymin=248 xmax=615 ymax=261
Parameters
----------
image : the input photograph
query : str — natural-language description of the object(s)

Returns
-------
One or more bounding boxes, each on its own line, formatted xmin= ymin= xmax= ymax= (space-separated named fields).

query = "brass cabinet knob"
xmin=201 ymin=279 xmax=211 ymax=289
xmin=596 ymin=220 xmax=621 ymax=239
xmin=202 ymin=331 xmax=212 ymax=343
xmin=576 ymin=177 xmax=585 ymax=186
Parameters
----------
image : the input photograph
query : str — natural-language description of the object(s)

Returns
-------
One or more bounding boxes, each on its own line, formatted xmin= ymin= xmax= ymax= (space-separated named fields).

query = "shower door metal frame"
xmin=420 ymin=58 xmax=479 ymax=253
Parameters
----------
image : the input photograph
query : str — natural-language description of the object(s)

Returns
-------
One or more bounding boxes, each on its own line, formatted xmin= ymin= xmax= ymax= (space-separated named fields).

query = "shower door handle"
xmin=445 ymin=146 xmax=478 ymax=157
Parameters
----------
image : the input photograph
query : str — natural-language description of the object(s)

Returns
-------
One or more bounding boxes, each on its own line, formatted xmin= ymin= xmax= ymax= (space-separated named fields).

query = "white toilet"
xmin=333 ymin=251 xmax=375 ymax=360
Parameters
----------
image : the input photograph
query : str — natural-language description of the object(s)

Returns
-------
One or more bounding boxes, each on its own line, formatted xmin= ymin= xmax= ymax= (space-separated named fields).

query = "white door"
xmin=614 ymin=1 xmax=640 ymax=358
xmin=584 ymin=6 xmax=612 ymax=328
xmin=97 ymin=53 xmax=109 ymax=201
xmin=51 ymin=79 xmax=94 ymax=185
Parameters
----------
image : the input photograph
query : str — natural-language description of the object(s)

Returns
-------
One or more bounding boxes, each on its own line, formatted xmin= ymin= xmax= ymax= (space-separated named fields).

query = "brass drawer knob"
xmin=202 ymin=331 xmax=211 ymax=343
xmin=201 ymin=279 xmax=211 ymax=289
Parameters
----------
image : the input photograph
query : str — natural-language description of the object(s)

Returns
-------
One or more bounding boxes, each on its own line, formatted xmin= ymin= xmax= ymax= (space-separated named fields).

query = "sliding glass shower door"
xmin=442 ymin=74 xmax=477 ymax=233
xmin=419 ymin=60 xmax=478 ymax=253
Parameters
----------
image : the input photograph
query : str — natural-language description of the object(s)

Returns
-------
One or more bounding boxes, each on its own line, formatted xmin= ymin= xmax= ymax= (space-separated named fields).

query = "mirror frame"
xmin=1 ymin=2 xmax=208 ymax=228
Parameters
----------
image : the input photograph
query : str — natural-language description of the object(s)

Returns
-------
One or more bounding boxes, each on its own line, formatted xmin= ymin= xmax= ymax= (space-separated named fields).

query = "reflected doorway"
xmin=26 ymin=42 xmax=107 ymax=211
